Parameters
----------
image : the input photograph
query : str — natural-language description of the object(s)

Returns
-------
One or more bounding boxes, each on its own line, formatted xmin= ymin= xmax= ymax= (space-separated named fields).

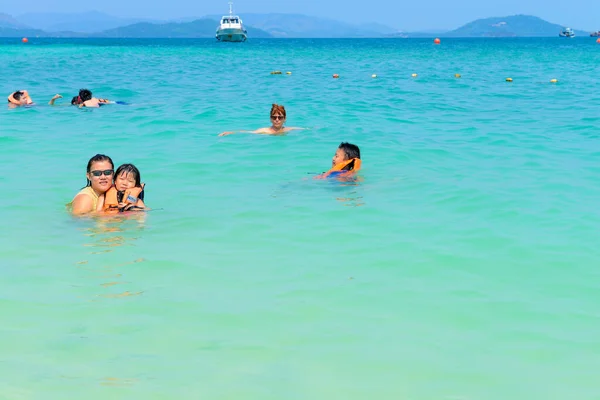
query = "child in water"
xmin=316 ymin=142 xmax=361 ymax=179
xmin=100 ymin=163 xmax=146 ymax=212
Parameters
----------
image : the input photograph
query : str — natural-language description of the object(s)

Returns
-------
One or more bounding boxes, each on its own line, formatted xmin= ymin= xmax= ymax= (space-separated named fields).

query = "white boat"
xmin=216 ymin=2 xmax=247 ymax=42
xmin=559 ymin=27 xmax=575 ymax=38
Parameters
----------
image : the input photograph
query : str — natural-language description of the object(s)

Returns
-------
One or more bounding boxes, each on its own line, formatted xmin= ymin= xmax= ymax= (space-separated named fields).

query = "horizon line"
xmin=2 ymin=12 xmax=596 ymax=35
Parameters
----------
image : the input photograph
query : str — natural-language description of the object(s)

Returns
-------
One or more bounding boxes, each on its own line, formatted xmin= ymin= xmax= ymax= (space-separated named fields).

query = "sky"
xmin=2 ymin=0 xmax=599 ymax=31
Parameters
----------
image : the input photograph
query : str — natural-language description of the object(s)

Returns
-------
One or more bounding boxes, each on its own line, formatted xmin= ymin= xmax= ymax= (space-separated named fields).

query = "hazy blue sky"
xmin=2 ymin=0 xmax=599 ymax=31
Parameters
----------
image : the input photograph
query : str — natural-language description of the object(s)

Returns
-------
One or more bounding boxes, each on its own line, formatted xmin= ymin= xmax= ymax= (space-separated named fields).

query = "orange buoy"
xmin=333 ymin=74 xmax=339 ymax=79
xmin=22 ymin=37 xmax=28 ymax=43
xmin=597 ymin=38 xmax=600 ymax=43
xmin=434 ymin=38 xmax=441 ymax=44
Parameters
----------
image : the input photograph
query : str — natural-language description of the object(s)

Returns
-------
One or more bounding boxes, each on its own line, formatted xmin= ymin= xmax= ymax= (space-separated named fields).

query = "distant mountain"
xmin=0 ymin=12 xmax=28 ymax=29
xmin=93 ymin=18 xmax=272 ymax=38
xmin=205 ymin=13 xmax=398 ymax=38
xmin=445 ymin=14 xmax=588 ymax=37
xmin=17 ymin=11 xmax=161 ymax=33
xmin=387 ymin=31 xmax=445 ymax=38
xmin=0 ymin=26 xmax=46 ymax=37
xmin=357 ymin=22 xmax=398 ymax=35
xmin=0 ymin=12 xmax=593 ymax=39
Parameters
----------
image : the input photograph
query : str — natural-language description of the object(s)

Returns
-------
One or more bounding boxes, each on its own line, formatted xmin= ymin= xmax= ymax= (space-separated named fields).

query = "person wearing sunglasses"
xmin=218 ymin=103 xmax=306 ymax=136
xmin=68 ymin=154 xmax=115 ymax=215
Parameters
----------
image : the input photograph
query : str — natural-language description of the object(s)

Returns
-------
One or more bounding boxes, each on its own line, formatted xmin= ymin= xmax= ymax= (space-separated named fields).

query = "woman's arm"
xmin=71 ymin=194 xmax=94 ymax=215
xmin=218 ymin=129 xmax=259 ymax=136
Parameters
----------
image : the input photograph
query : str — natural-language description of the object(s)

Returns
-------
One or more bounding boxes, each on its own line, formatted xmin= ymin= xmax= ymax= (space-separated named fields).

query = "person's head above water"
xmin=71 ymin=89 xmax=92 ymax=105
xmin=270 ymin=103 xmax=287 ymax=129
xmin=12 ymin=91 xmax=24 ymax=101
xmin=70 ymin=154 xmax=114 ymax=215
xmin=85 ymin=153 xmax=114 ymax=192
xmin=332 ymin=142 xmax=361 ymax=167
xmin=78 ymin=89 xmax=93 ymax=102
xmin=114 ymin=163 xmax=142 ymax=192
xmin=8 ymin=90 xmax=32 ymax=105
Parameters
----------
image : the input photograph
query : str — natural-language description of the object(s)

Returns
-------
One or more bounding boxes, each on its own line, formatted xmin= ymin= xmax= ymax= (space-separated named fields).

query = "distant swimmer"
xmin=7 ymin=90 xmax=34 ymax=107
xmin=218 ymin=103 xmax=307 ymax=136
xmin=316 ymin=142 xmax=362 ymax=179
xmin=71 ymin=89 xmax=111 ymax=108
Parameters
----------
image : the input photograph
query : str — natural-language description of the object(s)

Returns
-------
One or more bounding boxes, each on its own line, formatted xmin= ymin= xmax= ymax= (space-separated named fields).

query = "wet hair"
xmin=85 ymin=154 xmax=114 ymax=187
xmin=339 ymin=142 xmax=361 ymax=160
xmin=12 ymin=91 xmax=24 ymax=100
xmin=270 ymin=103 xmax=286 ymax=118
xmin=79 ymin=89 xmax=92 ymax=102
xmin=114 ymin=163 xmax=142 ymax=188
xmin=71 ymin=96 xmax=81 ymax=105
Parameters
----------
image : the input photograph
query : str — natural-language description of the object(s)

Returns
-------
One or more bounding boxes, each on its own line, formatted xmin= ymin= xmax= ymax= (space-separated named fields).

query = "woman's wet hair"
xmin=270 ymin=103 xmax=286 ymax=118
xmin=114 ymin=163 xmax=142 ymax=188
xmin=12 ymin=91 xmax=24 ymax=100
xmin=71 ymin=96 xmax=80 ymax=105
xmin=79 ymin=89 xmax=93 ymax=102
xmin=85 ymin=154 xmax=114 ymax=187
xmin=339 ymin=142 xmax=361 ymax=160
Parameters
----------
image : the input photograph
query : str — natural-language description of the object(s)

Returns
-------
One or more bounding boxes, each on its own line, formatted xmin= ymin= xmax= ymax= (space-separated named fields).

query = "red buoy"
xmin=434 ymin=38 xmax=441 ymax=44
xmin=22 ymin=37 xmax=28 ymax=43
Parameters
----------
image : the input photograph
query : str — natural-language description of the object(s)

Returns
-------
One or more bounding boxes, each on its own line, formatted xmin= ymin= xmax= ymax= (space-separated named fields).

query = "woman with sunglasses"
xmin=218 ymin=104 xmax=306 ymax=136
xmin=69 ymin=154 xmax=115 ymax=215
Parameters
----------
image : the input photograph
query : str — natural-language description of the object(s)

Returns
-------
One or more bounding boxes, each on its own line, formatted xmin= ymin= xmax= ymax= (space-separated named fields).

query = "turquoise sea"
xmin=1 ymin=37 xmax=600 ymax=399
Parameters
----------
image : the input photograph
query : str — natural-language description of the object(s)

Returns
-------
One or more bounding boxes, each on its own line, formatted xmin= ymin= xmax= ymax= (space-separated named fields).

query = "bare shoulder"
xmin=255 ymin=127 xmax=274 ymax=134
xmin=71 ymin=193 xmax=93 ymax=215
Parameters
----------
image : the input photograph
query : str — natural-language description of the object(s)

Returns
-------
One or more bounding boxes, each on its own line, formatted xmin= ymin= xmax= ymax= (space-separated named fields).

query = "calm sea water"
xmin=1 ymin=37 xmax=600 ymax=399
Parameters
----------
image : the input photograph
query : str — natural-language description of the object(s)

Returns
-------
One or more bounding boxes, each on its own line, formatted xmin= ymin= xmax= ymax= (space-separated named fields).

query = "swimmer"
xmin=74 ymin=89 xmax=110 ymax=108
xmin=7 ymin=90 xmax=33 ymax=107
xmin=332 ymin=142 xmax=360 ymax=169
xmin=69 ymin=154 xmax=115 ymax=215
xmin=101 ymin=163 xmax=147 ymax=213
xmin=218 ymin=103 xmax=307 ymax=136
xmin=316 ymin=142 xmax=362 ymax=179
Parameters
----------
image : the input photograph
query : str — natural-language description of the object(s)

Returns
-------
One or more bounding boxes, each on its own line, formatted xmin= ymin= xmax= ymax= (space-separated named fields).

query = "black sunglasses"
xmin=271 ymin=115 xmax=284 ymax=120
xmin=90 ymin=169 xmax=114 ymax=177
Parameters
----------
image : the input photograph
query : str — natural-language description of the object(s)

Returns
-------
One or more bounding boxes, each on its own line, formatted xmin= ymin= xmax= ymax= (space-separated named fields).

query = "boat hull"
xmin=216 ymin=28 xmax=247 ymax=42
